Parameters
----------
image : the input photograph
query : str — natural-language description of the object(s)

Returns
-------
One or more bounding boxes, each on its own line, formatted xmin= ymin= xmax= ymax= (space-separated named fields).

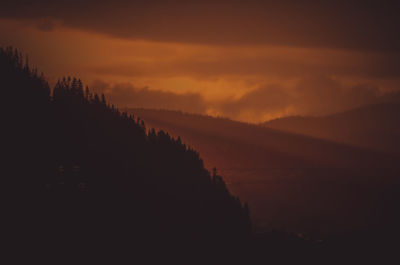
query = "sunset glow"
xmin=4 ymin=1 xmax=400 ymax=262
xmin=2 ymin=1 xmax=400 ymax=122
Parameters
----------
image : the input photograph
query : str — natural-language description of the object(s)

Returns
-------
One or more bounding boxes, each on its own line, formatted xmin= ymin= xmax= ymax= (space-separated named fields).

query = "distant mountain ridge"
xmin=263 ymin=103 xmax=400 ymax=154
xmin=126 ymin=107 xmax=400 ymax=237
xmin=127 ymin=107 xmax=395 ymax=168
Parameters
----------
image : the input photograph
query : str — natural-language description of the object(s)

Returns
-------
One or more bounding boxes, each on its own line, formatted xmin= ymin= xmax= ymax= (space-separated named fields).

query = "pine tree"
xmin=93 ymin=93 xmax=100 ymax=104
xmin=71 ymin=77 xmax=78 ymax=94
xmin=85 ymin=86 xmax=90 ymax=101
xmin=77 ymin=79 xmax=84 ymax=97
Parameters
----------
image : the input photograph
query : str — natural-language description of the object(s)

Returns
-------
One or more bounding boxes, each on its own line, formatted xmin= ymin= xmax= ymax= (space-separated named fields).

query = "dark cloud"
xmin=35 ymin=18 xmax=56 ymax=32
xmin=1 ymin=0 xmax=400 ymax=51
xmin=91 ymin=80 xmax=207 ymax=113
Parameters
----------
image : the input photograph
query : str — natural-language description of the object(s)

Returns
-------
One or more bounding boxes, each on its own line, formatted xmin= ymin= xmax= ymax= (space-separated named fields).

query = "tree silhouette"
xmin=2 ymin=46 xmax=254 ymax=263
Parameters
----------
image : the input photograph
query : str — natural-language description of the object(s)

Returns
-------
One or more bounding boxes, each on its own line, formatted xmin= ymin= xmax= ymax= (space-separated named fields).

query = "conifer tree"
xmin=77 ymin=79 xmax=84 ymax=97
xmin=85 ymin=86 xmax=90 ymax=101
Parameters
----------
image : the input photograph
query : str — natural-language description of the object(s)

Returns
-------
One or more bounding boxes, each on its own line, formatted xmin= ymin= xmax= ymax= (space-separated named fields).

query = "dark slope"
xmin=127 ymin=108 xmax=400 ymax=237
xmin=263 ymin=103 xmax=400 ymax=154
xmin=126 ymin=108 xmax=395 ymax=169
xmin=2 ymin=47 xmax=252 ymax=263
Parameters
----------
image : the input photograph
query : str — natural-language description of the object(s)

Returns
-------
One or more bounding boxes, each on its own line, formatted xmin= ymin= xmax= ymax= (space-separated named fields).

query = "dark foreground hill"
xmin=127 ymin=108 xmax=400 ymax=238
xmin=2 ymin=47 xmax=256 ymax=264
xmin=263 ymin=103 xmax=400 ymax=154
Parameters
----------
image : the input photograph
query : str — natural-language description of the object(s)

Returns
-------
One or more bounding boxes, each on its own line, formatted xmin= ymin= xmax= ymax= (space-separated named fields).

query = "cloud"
xmin=88 ymin=46 xmax=400 ymax=81
xmin=1 ymin=12 xmax=398 ymax=123
xmin=219 ymin=85 xmax=292 ymax=120
xmin=215 ymin=76 xmax=382 ymax=122
xmin=91 ymin=80 xmax=207 ymax=114
xmin=91 ymin=77 xmax=384 ymax=123
xmin=1 ymin=0 xmax=400 ymax=51
xmin=35 ymin=18 xmax=56 ymax=31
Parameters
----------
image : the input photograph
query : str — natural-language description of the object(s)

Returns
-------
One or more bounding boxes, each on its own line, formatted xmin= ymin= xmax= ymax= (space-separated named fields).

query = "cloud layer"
xmin=2 ymin=0 xmax=400 ymax=51
xmin=1 ymin=2 xmax=400 ymax=122
xmin=92 ymin=80 xmax=207 ymax=114
xmin=92 ymin=76 xmax=384 ymax=122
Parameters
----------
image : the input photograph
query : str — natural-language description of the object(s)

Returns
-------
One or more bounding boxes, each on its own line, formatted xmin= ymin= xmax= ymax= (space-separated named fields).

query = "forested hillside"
xmin=2 ymin=47 xmax=252 ymax=263
xmin=127 ymin=108 xmax=400 ymax=240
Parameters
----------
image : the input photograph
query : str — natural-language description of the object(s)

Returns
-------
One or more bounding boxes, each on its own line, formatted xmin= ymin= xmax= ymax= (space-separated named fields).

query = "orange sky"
xmin=1 ymin=1 xmax=400 ymax=122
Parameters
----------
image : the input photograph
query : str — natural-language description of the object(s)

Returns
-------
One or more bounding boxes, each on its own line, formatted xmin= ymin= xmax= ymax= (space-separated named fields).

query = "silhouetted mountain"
xmin=2 ymin=47 xmax=253 ymax=264
xmin=263 ymin=103 xmax=400 ymax=154
xmin=127 ymin=108 xmax=400 ymax=238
